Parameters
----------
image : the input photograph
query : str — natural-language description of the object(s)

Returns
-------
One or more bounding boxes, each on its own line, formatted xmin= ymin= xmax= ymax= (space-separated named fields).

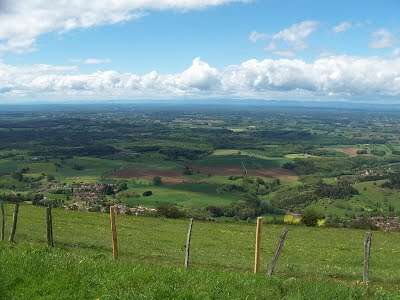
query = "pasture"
xmin=0 ymin=205 xmax=400 ymax=299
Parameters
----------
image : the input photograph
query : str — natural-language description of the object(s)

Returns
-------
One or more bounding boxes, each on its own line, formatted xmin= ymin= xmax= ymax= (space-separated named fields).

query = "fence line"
xmin=110 ymin=206 xmax=118 ymax=259
xmin=46 ymin=207 xmax=54 ymax=247
xmin=184 ymin=218 xmax=193 ymax=269
xmin=363 ymin=231 xmax=372 ymax=284
xmin=0 ymin=203 xmax=379 ymax=283
xmin=9 ymin=203 xmax=19 ymax=243
xmin=0 ymin=201 xmax=4 ymax=241
xmin=267 ymin=227 xmax=288 ymax=276
xmin=253 ymin=217 xmax=262 ymax=274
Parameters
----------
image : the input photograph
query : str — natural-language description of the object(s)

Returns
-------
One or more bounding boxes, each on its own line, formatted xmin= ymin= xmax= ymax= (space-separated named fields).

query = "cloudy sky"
xmin=0 ymin=0 xmax=399 ymax=102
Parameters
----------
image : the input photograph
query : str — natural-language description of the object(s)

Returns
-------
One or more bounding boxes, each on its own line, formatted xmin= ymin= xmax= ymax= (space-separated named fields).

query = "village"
xmin=45 ymin=182 xmax=158 ymax=216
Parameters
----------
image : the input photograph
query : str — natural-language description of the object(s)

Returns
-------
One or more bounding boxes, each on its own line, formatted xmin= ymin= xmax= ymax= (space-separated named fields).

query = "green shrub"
xmin=157 ymin=204 xmax=184 ymax=218
xmin=302 ymin=208 xmax=323 ymax=227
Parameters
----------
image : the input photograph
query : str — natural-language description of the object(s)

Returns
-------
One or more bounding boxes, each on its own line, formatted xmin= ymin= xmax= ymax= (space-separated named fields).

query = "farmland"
xmin=2 ymin=102 xmax=400 ymax=298
xmin=2 ymin=103 xmax=400 ymax=223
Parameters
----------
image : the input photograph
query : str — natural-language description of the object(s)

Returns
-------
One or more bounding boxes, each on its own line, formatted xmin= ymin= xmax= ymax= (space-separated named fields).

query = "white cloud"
xmin=1 ymin=56 xmax=400 ymax=101
xmin=333 ymin=21 xmax=352 ymax=33
xmin=393 ymin=48 xmax=400 ymax=57
xmin=270 ymin=21 xmax=318 ymax=50
xmin=175 ymin=57 xmax=220 ymax=90
xmin=83 ymin=58 xmax=112 ymax=65
xmin=369 ymin=29 xmax=395 ymax=49
xmin=272 ymin=50 xmax=295 ymax=58
xmin=253 ymin=21 xmax=318 ymax=56
xmin=0 ymin=0 xmax=246 ymax=53
xmin=249 ymin=31 xmax=268 ymax=43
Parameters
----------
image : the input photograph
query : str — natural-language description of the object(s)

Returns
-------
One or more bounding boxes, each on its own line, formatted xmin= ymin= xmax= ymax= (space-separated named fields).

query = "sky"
xmin=0 ymin=0 xmax=399 ymax=103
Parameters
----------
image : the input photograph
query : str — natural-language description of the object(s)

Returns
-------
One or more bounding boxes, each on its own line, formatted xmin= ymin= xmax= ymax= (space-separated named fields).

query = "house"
xmin=284 ymin=212 xmax=302 ymax=224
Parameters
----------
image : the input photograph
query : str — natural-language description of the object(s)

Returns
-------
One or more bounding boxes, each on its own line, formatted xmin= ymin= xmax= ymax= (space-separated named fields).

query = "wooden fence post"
xmin=110 ymin=206 xmax=118 ymax=259
xmin=363 ymin=231 xmax=372 ymax=284
xmin=267 ymin=227 xmax=288 ymax=276
xmin=254 ymin=217 xmax=263 ymax=273
xmin=9 ymin=203 xmax=19 ymax=243
xmin=46 ymin=206 xmax=54 ymax=247
xmin=184 ymin=218 xmax=193 ymax=269
xmin=1 ymin=201 xmax=5 ymax=241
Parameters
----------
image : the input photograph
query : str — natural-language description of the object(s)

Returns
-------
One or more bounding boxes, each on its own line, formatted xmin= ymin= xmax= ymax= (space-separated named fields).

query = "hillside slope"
xmin=0 ymin=204 xmax=400 ymax=299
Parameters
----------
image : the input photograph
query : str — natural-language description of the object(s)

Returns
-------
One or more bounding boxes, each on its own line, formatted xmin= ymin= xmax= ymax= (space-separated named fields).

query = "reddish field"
xmin=112 ymin=169 xmax=185 ymax=184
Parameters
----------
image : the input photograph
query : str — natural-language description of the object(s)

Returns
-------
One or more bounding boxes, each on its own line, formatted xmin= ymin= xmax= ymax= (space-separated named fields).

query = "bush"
xmin=302 ymin=208 xmax=323 ymax=227
xmin=157 ymin=204 xmax=184 ymax=218
xmin=206 ymin=206 xmax=224 ymax=217
xmin=71 ymin=164 xmax=85 ymax=171
xmin=183 ymin=166 xmax=193 ymax=175
xmin=349 ymin=216 xmax=377 ymax=230
xmin=117 ymin=182 xmax=128 ymax=192
xmin=142 ymin=190 xmax=153 ymax=197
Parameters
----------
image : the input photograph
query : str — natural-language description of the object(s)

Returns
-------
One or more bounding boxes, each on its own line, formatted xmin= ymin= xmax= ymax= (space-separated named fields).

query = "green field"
xmin=1 ymin=204 xmax=400 ymax=298
xmin=121 ymin=183 xmax=240 ymax=208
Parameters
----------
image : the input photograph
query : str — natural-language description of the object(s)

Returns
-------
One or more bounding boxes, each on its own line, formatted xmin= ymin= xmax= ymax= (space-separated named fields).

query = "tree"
xmin=11 ymin=171 xmax=23 ymax=182
xmin=386 ymin=172 xmax=400 ymax=189
xmin=152 ymin=176 xmax=162 ymax=186
xmin=104 ymin=185 xmax=115 ymax=195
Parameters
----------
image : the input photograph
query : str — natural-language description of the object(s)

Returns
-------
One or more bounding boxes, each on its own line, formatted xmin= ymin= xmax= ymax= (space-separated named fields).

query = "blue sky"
xmin=0 ymin=0 xmax=399 ymax=102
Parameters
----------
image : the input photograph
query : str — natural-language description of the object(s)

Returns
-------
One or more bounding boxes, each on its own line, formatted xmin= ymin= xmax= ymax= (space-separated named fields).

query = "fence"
xmin=0 ymin=202 xmax=389 ymax=284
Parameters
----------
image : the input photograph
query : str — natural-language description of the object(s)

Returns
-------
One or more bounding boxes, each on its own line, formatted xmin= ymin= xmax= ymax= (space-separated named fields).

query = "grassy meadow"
xmin=1 ymin=204 xmax=400 ymax=299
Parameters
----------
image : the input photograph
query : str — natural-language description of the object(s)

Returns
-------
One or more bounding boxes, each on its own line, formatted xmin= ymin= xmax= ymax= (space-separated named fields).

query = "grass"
xmin=121 ymin=183 xmax=239 ymax=208
xmin=195 ymin=154 xmax=283 ymax=168
xmin=1 ymin=204 xmax=400 ymax=296
xmin=1 ymin=245 xmax=384 ymax=300
xmin=1 ymin=205 xmax=400 ymax=299
xmin=212 ymin=149 xmax=241 ymax=155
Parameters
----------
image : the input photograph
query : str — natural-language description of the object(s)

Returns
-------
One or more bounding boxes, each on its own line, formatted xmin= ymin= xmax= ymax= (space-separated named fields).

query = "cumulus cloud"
xmin=0 ymin=0 xmax=246 ymax=53
xmin=369 ymin=29 xmax=395 ymax=49
xmin=333 ymin=21 xmax=352 ymax=33
xmin=1 ymin=56 xmax=400 ymax=101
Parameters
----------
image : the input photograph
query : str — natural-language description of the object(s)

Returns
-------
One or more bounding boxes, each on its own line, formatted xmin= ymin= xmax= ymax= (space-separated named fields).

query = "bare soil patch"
xmin=335 ymin=147 xmax=358 ymax=156
xmin=112 ymin=169 xmax=185 ymax=184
